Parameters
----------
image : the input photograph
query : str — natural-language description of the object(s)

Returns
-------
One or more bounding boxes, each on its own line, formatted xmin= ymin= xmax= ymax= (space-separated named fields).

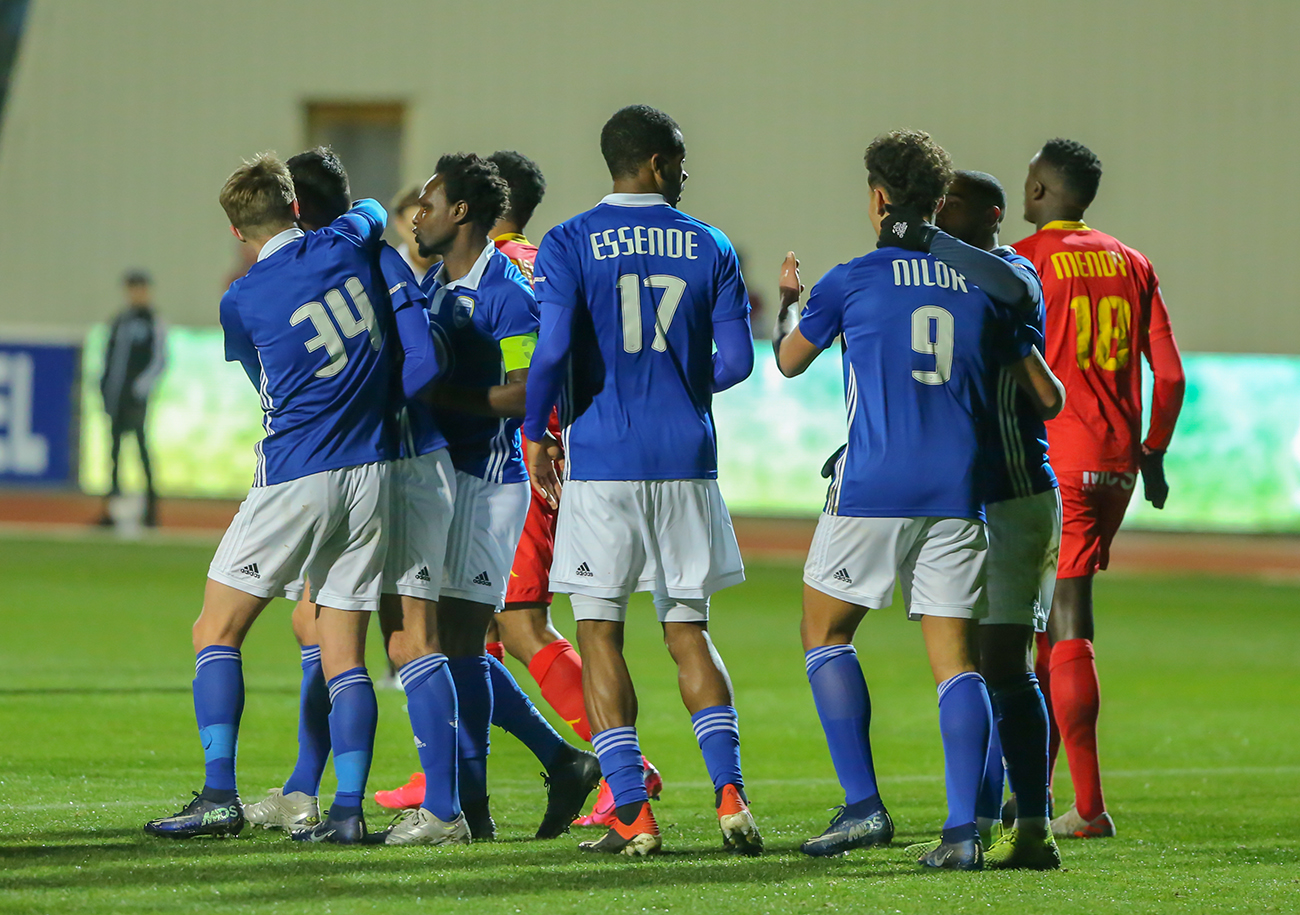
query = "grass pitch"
xmin=0 ymin=532 xmax=1296 ymax=914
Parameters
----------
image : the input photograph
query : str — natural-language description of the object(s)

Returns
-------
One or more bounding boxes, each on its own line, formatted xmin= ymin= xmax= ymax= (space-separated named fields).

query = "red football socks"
xmin=1035 ymin=631 xmax=1061 ymax=780
xmin=528 ymin=638 xmax=592 ymax=743
xmin=1049 ymin=638 xmax=1106 ymax=820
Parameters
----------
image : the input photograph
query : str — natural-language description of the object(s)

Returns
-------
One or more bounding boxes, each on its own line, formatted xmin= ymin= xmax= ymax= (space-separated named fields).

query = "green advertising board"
xmin=81 ymin=328 xmax=1300 ymax=532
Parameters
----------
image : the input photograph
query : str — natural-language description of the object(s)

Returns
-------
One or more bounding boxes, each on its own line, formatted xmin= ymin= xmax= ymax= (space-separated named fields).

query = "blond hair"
xmin=219 ymin=152 xmax=296 ymax=237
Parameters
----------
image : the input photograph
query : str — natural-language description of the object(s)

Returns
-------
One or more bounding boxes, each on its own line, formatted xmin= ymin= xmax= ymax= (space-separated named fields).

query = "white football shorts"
xmin=803 ymin=513 xmax=988 ymax=620
xmin=208 ymin=462 xmax=389 ymax=613
xmin=549 ymin=479 xmax=746 ymax=602
xmin=983 ymin=487 xmax=1062 ymax=631
xmin=440 ymin=471 xmax=531 ymax=609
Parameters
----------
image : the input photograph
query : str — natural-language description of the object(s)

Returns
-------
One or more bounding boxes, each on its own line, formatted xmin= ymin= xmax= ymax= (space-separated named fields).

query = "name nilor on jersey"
xmin=219 ymin=202 xmax=397 ymax=486
xmin=376 ymin=243 xmax=447 ymax=459
xmin=798 ymin=249 xmax=1030 ymax=521
xmin=419 ymin=242 xmax=539 ymax=483
xmin=1012 ymin=221 xmax=1174 ymax=473
xmin=986 ymin=246 xmax=1057 ymax=504
xmin=532 ymin=193 xmax=751 ymax=481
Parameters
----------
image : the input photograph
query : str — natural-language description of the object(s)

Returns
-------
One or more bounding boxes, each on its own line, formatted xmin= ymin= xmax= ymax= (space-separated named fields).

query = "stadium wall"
xmin=0 ymin=0 xmax=1296 ymax=354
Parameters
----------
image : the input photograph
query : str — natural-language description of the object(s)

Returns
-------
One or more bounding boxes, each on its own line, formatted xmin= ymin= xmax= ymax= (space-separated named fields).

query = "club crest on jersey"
xmin=453 ymin=295 xmax=476 ymax=328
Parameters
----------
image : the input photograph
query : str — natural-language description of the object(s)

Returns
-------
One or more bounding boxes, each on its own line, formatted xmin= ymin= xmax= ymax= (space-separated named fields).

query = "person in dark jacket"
xmin=99 ymin=270 xmax=166 ymax=526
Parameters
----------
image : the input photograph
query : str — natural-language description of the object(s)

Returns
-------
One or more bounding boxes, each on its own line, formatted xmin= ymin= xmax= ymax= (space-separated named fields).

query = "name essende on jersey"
xmin=586 ymin=224 xmax=703 ymax=261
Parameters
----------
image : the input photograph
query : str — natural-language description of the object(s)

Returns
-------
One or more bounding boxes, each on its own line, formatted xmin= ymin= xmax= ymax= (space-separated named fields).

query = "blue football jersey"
xmin=799 ymin=248 xmax=1030 ymax=520
xmin=532 ymin=193 xmax=750 ymax=481
xmin=375 ymin=243 xmax=448 ymax=459
xmin=985 ymin=247 xmax=1057 ymax=504
xmin=419 ymin=243 xmax=539 ymax=483
xmin=219 ymin=201 xmax=397 ymax=486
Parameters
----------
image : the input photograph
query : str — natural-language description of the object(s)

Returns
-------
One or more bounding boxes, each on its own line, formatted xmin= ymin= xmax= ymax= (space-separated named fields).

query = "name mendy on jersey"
xmin=892 ymin=257 xmax=969 ymax=293
xmin=588 ymin=225 xmax=701 ymax=261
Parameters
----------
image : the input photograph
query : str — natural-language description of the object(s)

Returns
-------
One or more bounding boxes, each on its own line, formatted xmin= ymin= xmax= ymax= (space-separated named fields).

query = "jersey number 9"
xmin=290 ymin=277 xmax=384 ymax=379
xmin=911 ymin=305 xmax=954 ymax=385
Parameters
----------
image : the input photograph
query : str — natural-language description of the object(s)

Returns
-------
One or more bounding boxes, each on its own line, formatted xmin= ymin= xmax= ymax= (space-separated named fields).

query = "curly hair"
xmin=287 ymin=146 xmax=350 ymax=229
xmin=488 ymin=150 xmax=546 ymax=230
xmin=1039 ymin=138 xmax=1102 ymax=208
xmin=863 ymin=129 xmax=953 ymax=214
xmin=436 ymin=152 xmax=509 ymax=232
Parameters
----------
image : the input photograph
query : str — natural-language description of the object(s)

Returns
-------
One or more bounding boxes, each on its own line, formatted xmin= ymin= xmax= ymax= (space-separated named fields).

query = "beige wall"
xmin=1 ymin=0 xmax=1295 ymax=352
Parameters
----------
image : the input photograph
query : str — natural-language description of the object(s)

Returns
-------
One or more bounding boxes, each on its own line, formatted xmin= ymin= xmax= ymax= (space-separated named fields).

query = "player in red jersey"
xmin=1012 ymin=139 xmax=1185 ymax=839
xmin=378 ymin=152 xmax=662 ymax=820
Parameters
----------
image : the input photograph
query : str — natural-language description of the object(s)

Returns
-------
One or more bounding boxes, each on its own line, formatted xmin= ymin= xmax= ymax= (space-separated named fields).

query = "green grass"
xmin=1 ymin=532 xmax=1297 ymax=914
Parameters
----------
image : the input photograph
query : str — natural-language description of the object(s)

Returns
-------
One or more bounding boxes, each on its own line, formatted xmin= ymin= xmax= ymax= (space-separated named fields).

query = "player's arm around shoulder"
xmin=1007 ymin=348 xmax=1066 ymax=420
xmin=328 ymin=198 xmax=388 ymax=249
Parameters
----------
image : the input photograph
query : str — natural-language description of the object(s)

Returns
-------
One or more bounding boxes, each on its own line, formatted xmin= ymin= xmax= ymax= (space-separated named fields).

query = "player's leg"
xmin=243 ymin=593 xmax=329 ymax=831
xmin=133 ymin=416 xmax=157 ymax=526
xmin=142 ymin=579 xmax=268 ymax=838
xmin=108 ymin=416 xmax=124 ymax=497
xmin=906 ymin=518 xmax=992 ymax=871
xmin=978 ymin=490 xmax=1060 ymax=869
xmin=799 ymin=514 xmax=907 ymax=856
xmin=1046 ymin=474 xmax=1127 ymax=838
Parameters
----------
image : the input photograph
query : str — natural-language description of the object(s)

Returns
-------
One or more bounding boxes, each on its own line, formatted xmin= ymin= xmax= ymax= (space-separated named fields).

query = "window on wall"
xmin=304 ymin=102 xmax=405 ymax=209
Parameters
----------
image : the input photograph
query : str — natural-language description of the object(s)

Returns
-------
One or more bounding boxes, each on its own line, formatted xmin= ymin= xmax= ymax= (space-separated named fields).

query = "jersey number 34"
xmin=290 ymin=277 xmax=384 ymax=379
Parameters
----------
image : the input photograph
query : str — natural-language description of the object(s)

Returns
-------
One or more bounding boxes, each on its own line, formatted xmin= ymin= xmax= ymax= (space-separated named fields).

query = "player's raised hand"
xmin=526 ymin=431 xmax=565 ymax=509
xmin=1140 ymin=447 xmax=1169 ymax=509
xmin=778 ymin=252 xmax=803 ymax=307
xmin=877 ymin=203 xmax=939 ymax=253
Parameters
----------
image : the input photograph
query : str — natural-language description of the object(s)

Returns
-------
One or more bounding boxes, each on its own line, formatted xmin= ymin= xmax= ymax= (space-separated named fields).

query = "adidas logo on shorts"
xmin=472 ymin=571 xmax=492 ymax=587
xmin=833 ymin=568 xmax=853 ymax=585
xmin=415 ymin=566 xmax=431 ymax=582
xmin=238 ymin=562 xmax=261 ymax=579
xmin=575 ymin=562 xmax=593 ymax=578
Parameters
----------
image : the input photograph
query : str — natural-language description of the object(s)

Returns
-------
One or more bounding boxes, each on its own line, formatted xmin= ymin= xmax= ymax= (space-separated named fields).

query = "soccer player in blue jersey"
xmin=930 ymin=169 xmax=1064 ymax=868
xmin=234 ymin=148 xmax=467 ymax=846
xmin=408 ymin=153 xmax=600 ymax=840
xmin=524 ymin=105 xmax=760 ymax=857
xmin=143 ymin=153 xmax=399 ymax=843
xmin=773 ymin=131 xmax=1063 ymax=870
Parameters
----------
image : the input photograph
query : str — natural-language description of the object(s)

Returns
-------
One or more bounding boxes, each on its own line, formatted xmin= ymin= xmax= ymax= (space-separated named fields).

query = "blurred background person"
xmin=98 ymin=270 xmax=167 ymax=527
xmin=390 ymin=185 xmax=439 ymax=281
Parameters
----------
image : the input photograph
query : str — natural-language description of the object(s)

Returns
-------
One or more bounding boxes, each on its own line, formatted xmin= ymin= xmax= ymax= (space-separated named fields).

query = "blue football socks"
xmin=282 ymin=645 xmax=330 ymax=798
xmin=691 ymin=705 xmax=744 ymax=801
xmin=992 ymin=672 xmax=1051 ymax=823
xmin=806 ymin=644 xmax=884 ymax=816
xmin=447 ymin=656 xmax=493 ymax=806
xmin=399 ymin=653 xmax=461 ymax=822
xmin=937 ymin=671 xmax=993 ymax=843
xmin=193 ymin=645 xmax=243 ymax=800
xmin=591 ymin=726 xmax=647 ymax=809
xmin=487 ymin=654 xmax=566 ymax=770
xmin=976 ymin=700 xmax=1006 ymax=826
xmin=326 ymin=667 xmax=377 ymax=815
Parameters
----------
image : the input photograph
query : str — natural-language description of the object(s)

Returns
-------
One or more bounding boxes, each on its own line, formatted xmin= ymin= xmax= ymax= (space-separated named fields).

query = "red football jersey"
xmin=1012 ymin=220 xmax=1184 ymax=473
xmin=493 ymin=233 xmax=539 ymax=284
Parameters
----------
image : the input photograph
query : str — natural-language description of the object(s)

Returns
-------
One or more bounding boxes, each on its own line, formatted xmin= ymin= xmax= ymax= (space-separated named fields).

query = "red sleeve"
xmin=1141 ymin=270 xmax=1185 ymax=452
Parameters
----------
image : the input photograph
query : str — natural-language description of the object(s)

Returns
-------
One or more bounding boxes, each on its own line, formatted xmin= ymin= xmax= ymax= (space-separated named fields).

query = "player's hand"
xmin=820 ymin=443 xmax=846 ymax=479
xmin=877 ymin=203 xmax=939 ymax=252
xmin=527 ymin=431 xmax=565 ymax=509
xmin=1140 ymin=447 xmax=1169 ymax=509
xmin=778 ymin=252 xmax=803 ymax=308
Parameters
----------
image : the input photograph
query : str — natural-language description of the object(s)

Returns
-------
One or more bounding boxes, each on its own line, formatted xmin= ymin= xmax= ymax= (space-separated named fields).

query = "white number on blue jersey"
xmin=618 ymin=273 xmax=687 ymax=353
xmin=911 ymin=305 xmax=954 ymax=385
xmin=289 ymin=277 xmax=383 ymax=379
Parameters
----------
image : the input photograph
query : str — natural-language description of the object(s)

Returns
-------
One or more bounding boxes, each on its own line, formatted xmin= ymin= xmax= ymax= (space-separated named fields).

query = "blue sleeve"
xmin=533 ymin=227 xmax=583 ymax=312
xmin=489 ymin=275 xmax=540 ymax=341
xmin=381 ymin=247 xmax=442 ymax=398
xmin=798 ymin=265 xmax=848 ymax=350
xmin=930 ymin=232 xmax=1041 ymax=312
xmin=712 ymin=316 xmax=754 ymax=392
xmin=219 ymin=289 xmax=260 ymax=389
xmin=523 ymin=301 xmax=574 ymax=441
xmin=328 ymin=198 xmax=388 ymax=249
xmin=991 ymin=303 xmax=1037 ymax=366
xmin=709 ymin=229 xmax=751 ymax=323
